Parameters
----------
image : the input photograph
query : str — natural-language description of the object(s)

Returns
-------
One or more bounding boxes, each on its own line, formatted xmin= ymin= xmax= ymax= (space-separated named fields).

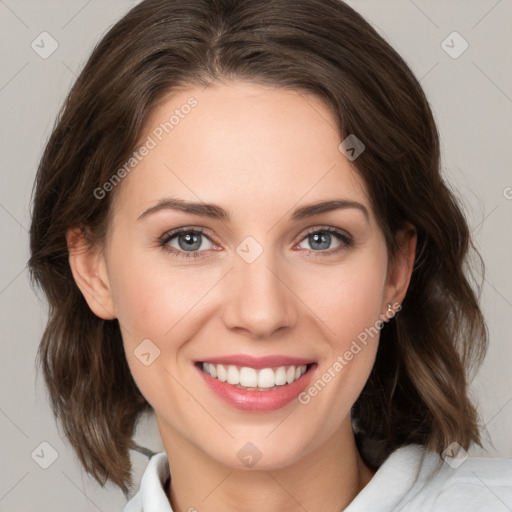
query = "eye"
xmin=159 ymin=226 xmax=353 ymax=260
xmin=296 ymin=227 xmax=352 ymax=255
xmin=159 ymin=228 xmax=216 ymax=259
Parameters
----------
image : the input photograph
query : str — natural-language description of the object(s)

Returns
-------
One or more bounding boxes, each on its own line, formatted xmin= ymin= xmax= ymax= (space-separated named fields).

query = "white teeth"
xmin=240 ymin=367 xmax=258 ymax=387
xmin=274 ymin=366 xmax=287 ymax=385
xmin=227 ymin=365 xmax=240 ymax=385
xmin=257 ymin=368 xmax=275 ymax=388
xmin=216 ymin=364 xmax=227 ymax=382
xmin=201 ymin=363 xmax=309 ymax=389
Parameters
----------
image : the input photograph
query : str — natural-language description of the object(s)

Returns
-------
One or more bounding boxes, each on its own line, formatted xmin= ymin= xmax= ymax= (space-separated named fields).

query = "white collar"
xmin=137 ymin=451 xmax=173 ymax=511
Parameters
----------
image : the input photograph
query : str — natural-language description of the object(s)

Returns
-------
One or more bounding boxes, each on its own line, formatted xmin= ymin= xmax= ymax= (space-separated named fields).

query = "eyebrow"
xmin=137 ymin=197 xmax=369 ymax=222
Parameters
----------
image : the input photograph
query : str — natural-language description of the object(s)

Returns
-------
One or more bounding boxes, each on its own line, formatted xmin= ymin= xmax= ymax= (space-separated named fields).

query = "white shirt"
xmin=122 ymin=444 xmax=512 ymax=511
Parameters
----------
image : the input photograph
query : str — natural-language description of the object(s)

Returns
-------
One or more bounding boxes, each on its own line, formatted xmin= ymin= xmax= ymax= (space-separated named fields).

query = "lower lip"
xmin=196 ymin=363 xmax=317 ymax=412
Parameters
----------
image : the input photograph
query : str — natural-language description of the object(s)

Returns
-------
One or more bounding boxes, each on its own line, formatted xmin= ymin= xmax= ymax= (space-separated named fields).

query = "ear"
xmin=66 ymin=227 xmax=116 ymax=320
xmin=383 ymin=222 xmax=417 ymax=309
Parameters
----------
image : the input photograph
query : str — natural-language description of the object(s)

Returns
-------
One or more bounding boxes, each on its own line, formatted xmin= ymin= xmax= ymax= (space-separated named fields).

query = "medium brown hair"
xmin=29 ymin=0 xmax=488 ymax=495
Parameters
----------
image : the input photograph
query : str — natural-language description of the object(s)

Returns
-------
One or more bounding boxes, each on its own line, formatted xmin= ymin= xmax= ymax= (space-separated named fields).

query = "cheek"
xmin=106 ymin=245 xmax=225 ymax=400
xmin=109 ymin=255 xmax=201 ymax=410
xmin=295 ymin=252 xmax=388 ymax=344
xmin=107 ymin=242 xmax=206 ymax=339
xmin=292 ymin=251 xmax=386 ymax=412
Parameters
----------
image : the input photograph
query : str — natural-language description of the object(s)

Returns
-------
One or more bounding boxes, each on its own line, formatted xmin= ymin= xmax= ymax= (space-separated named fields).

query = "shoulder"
xmin=346 ymin=444 xmax=512 ymax=512
xmin=418 ymin=448 xmax=512 ymax=511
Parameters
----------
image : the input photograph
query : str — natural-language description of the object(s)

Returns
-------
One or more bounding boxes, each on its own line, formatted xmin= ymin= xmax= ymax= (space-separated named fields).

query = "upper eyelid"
xmin=301 ymin=225 xmax=351 ymax=238
xmin=161 ymin=226 xmax=215 ymax=244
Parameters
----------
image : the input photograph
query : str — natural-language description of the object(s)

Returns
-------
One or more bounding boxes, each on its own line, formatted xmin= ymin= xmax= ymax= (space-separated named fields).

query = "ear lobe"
xmin=385 ymin=223 xmax=417 ymax=306
xmin=66 ymin=227 xmax=116 ymax=320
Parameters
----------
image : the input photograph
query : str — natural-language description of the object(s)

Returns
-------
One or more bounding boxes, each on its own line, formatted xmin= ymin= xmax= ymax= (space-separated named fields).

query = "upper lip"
xmin=198 ymin=354 xmax=316 ymax=369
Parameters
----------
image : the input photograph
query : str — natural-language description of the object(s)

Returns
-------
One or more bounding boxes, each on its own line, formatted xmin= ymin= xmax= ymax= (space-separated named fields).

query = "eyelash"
xmin=158 ymin=226 xmax=353 ymax=260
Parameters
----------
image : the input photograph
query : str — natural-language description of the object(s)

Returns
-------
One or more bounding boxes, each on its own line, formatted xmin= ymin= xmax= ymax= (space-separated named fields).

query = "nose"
xmin=221 ymin=249 xmax=298 ymax=339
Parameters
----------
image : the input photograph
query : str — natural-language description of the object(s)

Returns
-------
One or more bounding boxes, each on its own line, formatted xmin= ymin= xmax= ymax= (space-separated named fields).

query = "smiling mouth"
xmin=197 ymin=362 xmax=316 ymax=391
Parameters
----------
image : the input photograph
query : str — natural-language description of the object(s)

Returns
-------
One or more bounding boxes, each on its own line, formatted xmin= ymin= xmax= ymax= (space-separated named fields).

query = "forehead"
xmin=112 ymin=80 xmax=371 ymax=223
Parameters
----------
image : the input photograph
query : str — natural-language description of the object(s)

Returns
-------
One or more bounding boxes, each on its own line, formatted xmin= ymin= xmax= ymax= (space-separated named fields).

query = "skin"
xmin=68 ymin=80 xmax=416 ymax=512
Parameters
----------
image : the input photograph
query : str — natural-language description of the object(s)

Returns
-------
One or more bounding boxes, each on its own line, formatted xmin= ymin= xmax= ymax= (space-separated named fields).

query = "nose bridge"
xmin=222 ymin=236 xmax=297 ymax=338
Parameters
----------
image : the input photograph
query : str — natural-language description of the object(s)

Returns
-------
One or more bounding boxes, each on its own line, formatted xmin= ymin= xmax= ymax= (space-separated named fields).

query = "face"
xmin=76 ymin=80 xmax=412 ymax=471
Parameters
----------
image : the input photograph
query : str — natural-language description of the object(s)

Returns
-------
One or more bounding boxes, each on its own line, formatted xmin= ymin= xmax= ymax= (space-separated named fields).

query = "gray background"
xmin=1 ymin=0 xmax=511 ymax=510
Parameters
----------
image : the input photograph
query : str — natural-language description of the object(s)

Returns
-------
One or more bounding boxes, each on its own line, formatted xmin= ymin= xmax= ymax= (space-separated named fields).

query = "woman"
xmin=29 ymin=0 xmax=511 ymax=510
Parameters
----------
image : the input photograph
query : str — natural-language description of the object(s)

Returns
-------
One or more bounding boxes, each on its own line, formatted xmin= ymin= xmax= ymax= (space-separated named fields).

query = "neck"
xmin=158 ymin=418 xmax=374 ymax=512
